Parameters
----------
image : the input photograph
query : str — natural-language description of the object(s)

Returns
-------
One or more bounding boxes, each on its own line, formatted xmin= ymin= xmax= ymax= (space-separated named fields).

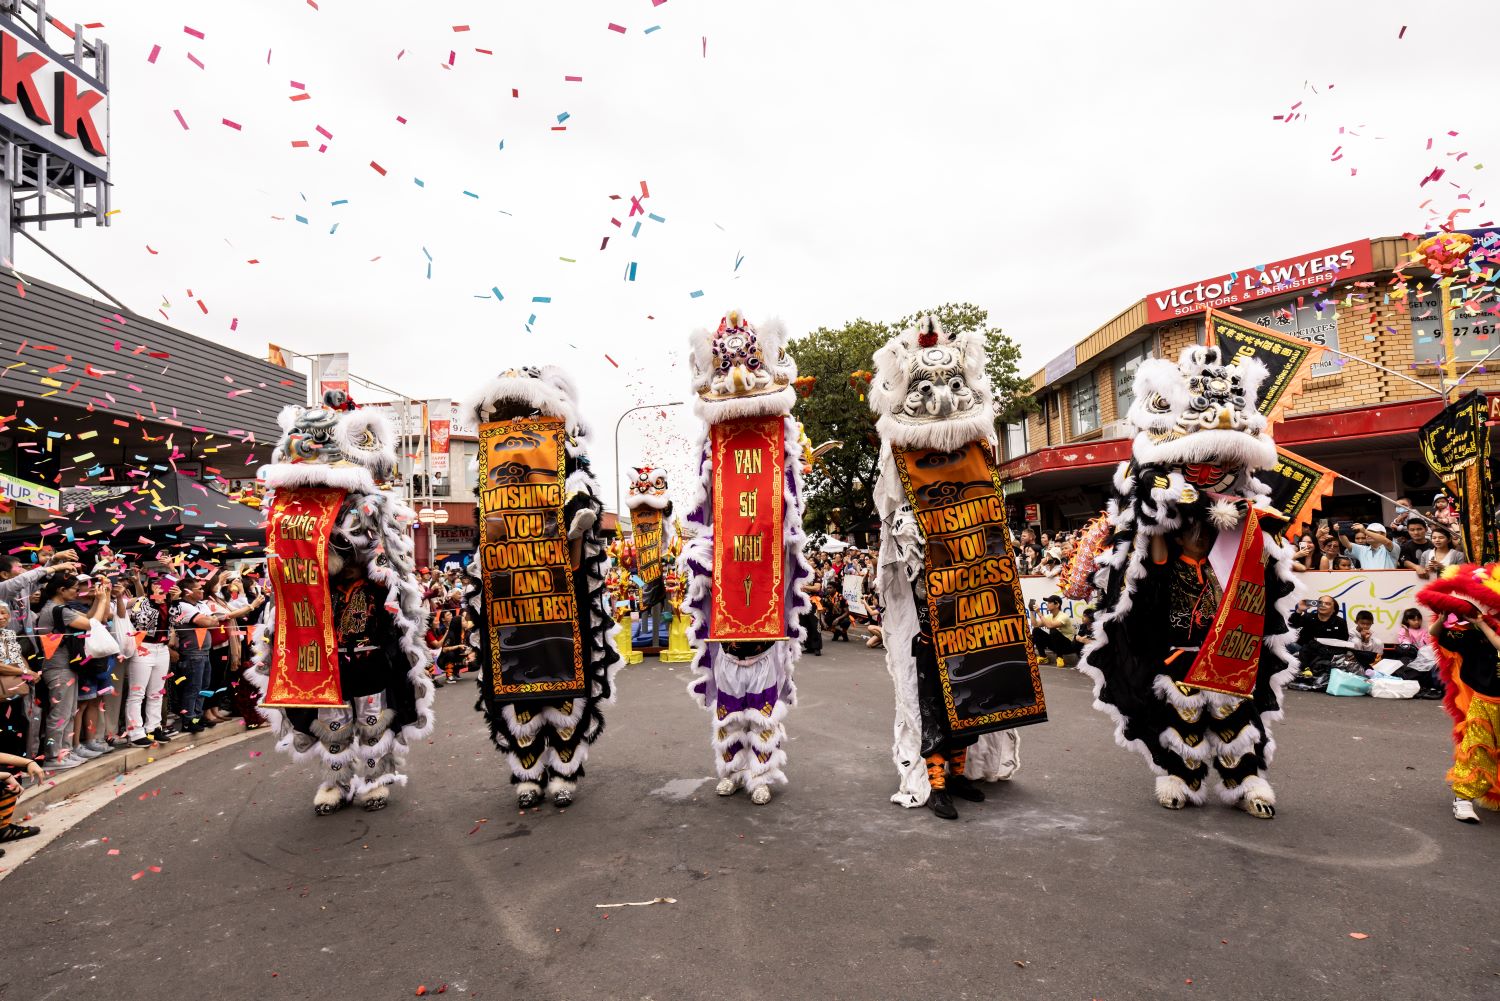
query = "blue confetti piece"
xmin=426 ymin=264 xmax=433 ymax=280
xmin=414 ymin=177 xmax=425 ymax=187
xmin=329 ymin=222 xmax=339 ymax=235
xmin=625 ymin=261 xmax=638 ymax=282
xmin=647 ymin=212 xmax=665 ymax=223
xmin=463 ymin=190 xmax=479 ymax=199
xmin=734 ymin=252 xmax=744 ymax=272
xmin=295 ymin=214 xmax=308 ymax=224
xmin=498 ymin=139 xmax=505 ymax=151
xmin=492 ymin=287 xmax=504 ymax=301
xmin=422 ymin=247 xmax=433 ymax=261
xmin=690 ymin=289 xmax=704 ymax=298
xmin=644 ymin=25 xmax=661 ymax=33
xmin=557 ymin=111 xmax=570 ymax=123
xmin=532 ymin=295 xmax=551 ymax=303
xmin=527 ymin=312 xmax=537 ymax=325
xmin=331 ymin=198 xmax=348 ymax=206
xmin=631 ymin=221 xmax=642 ymax=238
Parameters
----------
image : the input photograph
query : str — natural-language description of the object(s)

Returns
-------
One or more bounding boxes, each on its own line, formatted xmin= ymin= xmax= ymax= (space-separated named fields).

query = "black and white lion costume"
xmin=626 ymin=466 xmax=675 ymax=648
xmin=1078 ymin=345 xmax=1299 ymax=819
xmin=680 ymin=309 xmax=811 ymax=805
xmin=871 ymin=317 xmax=1033 ymax=820
xmin=462 ymin=366 xmax=623 ymax=809
xmin=247 ymin=392 xmax=436 ymax=815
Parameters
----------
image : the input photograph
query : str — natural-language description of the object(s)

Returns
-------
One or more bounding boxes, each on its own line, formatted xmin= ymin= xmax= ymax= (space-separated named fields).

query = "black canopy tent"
xmin=2 ymin=472 xmax=266 ymax=560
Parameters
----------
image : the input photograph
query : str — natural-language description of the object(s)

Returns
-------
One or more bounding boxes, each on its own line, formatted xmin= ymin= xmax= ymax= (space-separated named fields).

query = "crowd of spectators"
xmin=1288 ymin=494 xmax=1465 ymax=575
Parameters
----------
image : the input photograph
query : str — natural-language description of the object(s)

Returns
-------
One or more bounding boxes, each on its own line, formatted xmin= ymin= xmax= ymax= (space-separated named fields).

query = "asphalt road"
xmin=6 ymin=639 xmax=1497 ymax=1001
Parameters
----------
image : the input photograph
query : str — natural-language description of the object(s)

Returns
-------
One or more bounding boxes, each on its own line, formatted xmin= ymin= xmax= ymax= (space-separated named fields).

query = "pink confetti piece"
xmin=107 ymin=848 xmax=120 ymax=855
xmin=186 ymin=52 xmax=204 ymax=70
xmin=172 ymin=109 xmax=189 ymax=130
xmin=653 ymin=0 xmax=669 ymax=5
xmin=230 ymin=318 xmax=239 ymax=331
xmin=315 ymin=125 xmax=332 ymax=139
xmin=289 ymin=80 xmax=305 ymax=90
xmin=184 ymin=25 xmax=205 ymax=39
xmin=452 ymin=24 xmax=470 ymax=32
xmin=565 ymin=75 xmax=582 ymax=82
xmin=222 ymin=118 xmax=241 ymax=131
xmin=369 ymin=161 xmax=387 ymax=176
xmin=605 ymin=354 xmax=619 ymax=367
xmin=702 ymin=35 xmax=707 ymax=57
xmin=607 ymin=22 xmax=626 ymax=33
xmin=1398 ymin=25 xmax=1406 ymax=39
xmin=147 ymin=44 xmax=161 ymax=63
xmin=290 ymin=92 xmax=311 ymax=102
xmin=396 ymin=115 xmax=407 ymax=124
xmin=131 ymin=871 xmax=143 ymax=880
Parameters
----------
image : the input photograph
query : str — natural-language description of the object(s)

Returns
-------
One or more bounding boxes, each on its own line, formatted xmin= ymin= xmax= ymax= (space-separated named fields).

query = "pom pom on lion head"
xmin=688 ymin=309 xmax=798 ymax=423
xmin=462 ymin=365 xmax=587 ymax=443
xmin=626 ymin=465 xmax=672 ymax=510
xmin=1127 ymin=344 xmax=1276 ymax=473
xmin=869 ymin=316 xmax=998 ymax=451
xmin=1418 ymin=562 xmax=1500 ymax=621
xmin=262 ymin=391 xmax=396 ymax=492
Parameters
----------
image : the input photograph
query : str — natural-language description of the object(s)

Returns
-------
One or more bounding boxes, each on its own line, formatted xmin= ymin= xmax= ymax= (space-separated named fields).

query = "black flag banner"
xmin=1418 ymin=390 xmax=1497 ymax=563
xmin=1258 ymin=447 xmax=1337 ymax=542
xmin=1204 ymin=309 xmax=1317 ymax=426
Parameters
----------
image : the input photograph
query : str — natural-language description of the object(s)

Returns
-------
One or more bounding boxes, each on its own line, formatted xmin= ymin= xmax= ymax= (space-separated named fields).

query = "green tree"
xmin=792 ymin=303 xmax=1033 ymax=545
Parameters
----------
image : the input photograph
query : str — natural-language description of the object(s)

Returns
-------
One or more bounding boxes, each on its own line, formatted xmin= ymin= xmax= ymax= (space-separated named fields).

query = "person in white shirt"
xmin=1344 ymin=523 xmax=1399 ymax=570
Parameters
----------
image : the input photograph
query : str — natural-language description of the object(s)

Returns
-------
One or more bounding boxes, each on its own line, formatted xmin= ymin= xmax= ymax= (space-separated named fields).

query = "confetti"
xmin=607 ymin=23 xmax=627 ymax=33
xmin=369 ymin=161 xmax=387 ymax=176
xmin=172 ymin=110 xmax=189 ymax=130
xmin=1349 ymin=932 xmax=1369 ymax=940
xmin=689 ymin=289 xmax=704 ymax=298
xmin=184 ymin=25 xmax=205 ymax=39
xmin=147 ymin=44 xmax=161 ymax=63
xmin=222 ymin=119 xmax=242 ymax=131
xmin=1398 ymin=25 xmax=1407 ymax=39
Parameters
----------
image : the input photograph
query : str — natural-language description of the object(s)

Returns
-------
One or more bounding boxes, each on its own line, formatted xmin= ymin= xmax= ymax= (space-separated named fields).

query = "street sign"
xmin=0 ymin=471 xmax=58 ymax=511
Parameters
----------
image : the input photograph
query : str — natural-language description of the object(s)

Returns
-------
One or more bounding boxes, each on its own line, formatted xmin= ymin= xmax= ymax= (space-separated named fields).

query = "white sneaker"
xmin=71 ymin=744 xmax=103 ymax=760
xmin=84 ymin=740 xmax=113 ymax=754
xmin=1453 ymin=798 xmax=1481 ymax=824
xmin=45 ymin=754 xmax=82 ymax=771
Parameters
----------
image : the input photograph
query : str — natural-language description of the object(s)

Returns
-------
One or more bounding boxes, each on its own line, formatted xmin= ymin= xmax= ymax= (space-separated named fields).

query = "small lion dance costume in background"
xmin=247 ymin=392 xmax=436 ymax=815
xmin=463 ymin=367 xmax=623 ymax=809
xmin=1078 ymin=346 xmax=1298 ymax=819
xmin=626 ymin=466 xmax=675 ymax=649
xmin=1417 ymin=564 xmax=1500 ymax=824
xmin=870 ymin=317 xmax=1046 ymax=820
xmin=681 ymin=310 xmax=811 ymax=805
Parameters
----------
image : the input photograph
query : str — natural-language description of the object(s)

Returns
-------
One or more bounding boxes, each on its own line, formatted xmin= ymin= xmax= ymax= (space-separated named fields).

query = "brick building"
xmin=999 ymin=233 xmax=1500 ymax=531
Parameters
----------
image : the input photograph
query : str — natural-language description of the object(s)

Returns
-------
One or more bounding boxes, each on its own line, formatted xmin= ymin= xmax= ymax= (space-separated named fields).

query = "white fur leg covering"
xmin=738 ymin=713 xmax=788 ymax=791
xmin=711 ymin=717 xmax=746 ymax=780
xmin=1220 ymin=771 xmax=1276 ymax=808
xmin=546 ymin=775 xmax=576 ymax=800
xmin=546 ymin=740 xmax=588 ymax=779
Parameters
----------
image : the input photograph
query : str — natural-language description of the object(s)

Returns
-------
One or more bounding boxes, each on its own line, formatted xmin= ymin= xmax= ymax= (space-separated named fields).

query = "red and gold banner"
xmin=710 ymin=416 xmax=786 ymax=641
xmin=262 ymin=486 xmax=345 ymax=708
xmin=1182 ymin=509 xmax=1268 ymax=698
xmin=478 ymin=417 xmax=586 ymax=701
xmin=632 ymin=506 xmax=665 ymax=609
xmin=892 ymin=443 xmax=1047 ymax=735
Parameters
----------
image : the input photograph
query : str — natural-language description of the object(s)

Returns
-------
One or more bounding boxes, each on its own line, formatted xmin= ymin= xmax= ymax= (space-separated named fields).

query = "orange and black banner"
xmin=1259 ymin=447 xmax=1336 ymax=541
xmin=709 ymin=416 xmax=786 ymax=641
xmin=1205 ymin=309 xmax=1317 ymax=426
xmin=477 ymin=418 xmax=586 ymax=701
xmin=892 ymin=443 xmax=1046 ymax=735
xmin=632 ymin=506 xmax=665 ymax=609
xmin=1419 ymin=390 xmax=1497 ymax=562
xmin=262 ymin=486 xmax=346 ymax=708
xmin=1181 ymin=509 xmax=1268 ymax=699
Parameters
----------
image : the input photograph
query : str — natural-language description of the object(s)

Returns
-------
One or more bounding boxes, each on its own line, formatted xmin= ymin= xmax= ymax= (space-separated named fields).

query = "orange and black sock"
xmin=949 ymin=748 xmax=968 ymax=778
xmin=0 ymin=787 xmax=17 ymax=829
xmin=924 ymin=753 xmax=947 ymax=791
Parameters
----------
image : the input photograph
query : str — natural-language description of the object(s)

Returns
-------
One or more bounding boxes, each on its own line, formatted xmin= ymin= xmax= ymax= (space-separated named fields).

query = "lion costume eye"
xmin=1146 ymin=394 xmax=1171 ymax=414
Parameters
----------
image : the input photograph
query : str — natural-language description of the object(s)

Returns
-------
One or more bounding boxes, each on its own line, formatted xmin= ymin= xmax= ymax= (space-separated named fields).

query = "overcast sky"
xmin=23 ymin=1 xmax=1497 ymax=510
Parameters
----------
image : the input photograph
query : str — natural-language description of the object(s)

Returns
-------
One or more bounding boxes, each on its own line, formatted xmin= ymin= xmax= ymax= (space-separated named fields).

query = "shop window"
xmin=1070 ymin=372 xmax=1099 ymax=436
xmin=1113 ymin=342 xmax=1151 ymax=417
xmin=1242 ymin=294 xmax=1340 ymax=377
xmin=1409 ymin=283 xmax=1496 ymax=367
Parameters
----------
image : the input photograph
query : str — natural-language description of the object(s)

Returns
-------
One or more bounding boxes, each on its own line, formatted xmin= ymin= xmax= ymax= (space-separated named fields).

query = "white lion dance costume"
xmin=1078 ymin=346 xmax=1299 ymax=819
xmin=870 ymin=317 xmax=1046 ymax=820
xmin=462 ymin=366 xmax=623 ymax=809
xmin=247 ymin=391 xmax=436 ymax=816
xmin=681 ymin=310 xmax=811 ymax=806
xmin=626 ymin=466 xmax=675 ymax=649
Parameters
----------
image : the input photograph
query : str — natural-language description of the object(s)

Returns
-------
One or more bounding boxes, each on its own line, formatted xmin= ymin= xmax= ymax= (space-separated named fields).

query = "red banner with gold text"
xmin=1182 ymin=509 xmax=1268 ymax=698
xmin=710 ymin=417 xmax=786 ymax=641
xmin=262 ymin=487 xmax=345 ymax=708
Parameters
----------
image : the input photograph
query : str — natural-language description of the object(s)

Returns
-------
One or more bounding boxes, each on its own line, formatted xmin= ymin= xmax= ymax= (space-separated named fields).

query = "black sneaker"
xmin=946 ymin=774 xmax=986 ymax=803
xmin=129 ymin=736 xmax=154 ymax=748
xmin=926 ymin=789 xmax=958 ymax=820
xmin=150 ymin=728 xmax=174 ymax=744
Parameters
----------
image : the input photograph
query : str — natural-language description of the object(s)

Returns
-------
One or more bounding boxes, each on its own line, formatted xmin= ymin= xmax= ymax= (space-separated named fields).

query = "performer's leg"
xmin=944 ymin=742 xmax=987 ymax=803
xmin=712 ymin=700 xmax=744 ymax=797
xmin=1206 ymin=695 xmax=1276 ymax=819
xmin=350 ymin=694 xmax=401 ymax=811
xmin=543 ymin=700 xmax=589 ymax=807
xmin=310 ymin=704 xmax=357 ymax=815
xmin=1146 ymin=678 xmax=1213 ymax=810
xmin=740 ymin=688 xmax=788 ymax=806
xmin=1448 ymin=697 xmax=1498 ymax=823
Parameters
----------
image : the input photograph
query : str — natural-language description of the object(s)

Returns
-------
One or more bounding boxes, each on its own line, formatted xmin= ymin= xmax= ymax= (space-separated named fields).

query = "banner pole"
xmin=1330 ymin=471 xmax=1400 ymax=506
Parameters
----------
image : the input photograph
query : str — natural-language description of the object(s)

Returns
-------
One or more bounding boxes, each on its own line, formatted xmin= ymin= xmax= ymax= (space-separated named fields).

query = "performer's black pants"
xmin=913 ymin=633 xmax=978 ymax=759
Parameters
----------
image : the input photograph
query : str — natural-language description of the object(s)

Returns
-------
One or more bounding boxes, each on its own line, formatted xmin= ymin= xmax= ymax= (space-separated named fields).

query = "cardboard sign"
xmin=709 ymin=416 xmax=786 ymax=641
xmin=632 ymin=506 xmax=665 ymax=609
xmin=892 ymin=442 xmax=1047 ymax=735
xmin=1182 ymin=510 xmax=1270 ymax=698
xmin=477 ymin=417 xmax=585 ymax=701
xmin=262 ymin=487 xmax=345 ymax=708
xmin=1205 ymin=309 xmax=1317 ymax=425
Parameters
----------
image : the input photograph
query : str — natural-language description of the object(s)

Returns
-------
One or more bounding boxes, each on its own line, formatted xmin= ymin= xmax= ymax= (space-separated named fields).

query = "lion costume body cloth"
xmin=1078 ymin=346 xmax=1299 ymax=817
xmin=1418 ymin=564 xmax=1500 ymax=810
xmin=680 ymin=310 xmax=812 ymax=801
xmin=461 ymin=366 xmax=623 ymax=808
xmin=245 ymin=394 xmax=436 ymax=814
